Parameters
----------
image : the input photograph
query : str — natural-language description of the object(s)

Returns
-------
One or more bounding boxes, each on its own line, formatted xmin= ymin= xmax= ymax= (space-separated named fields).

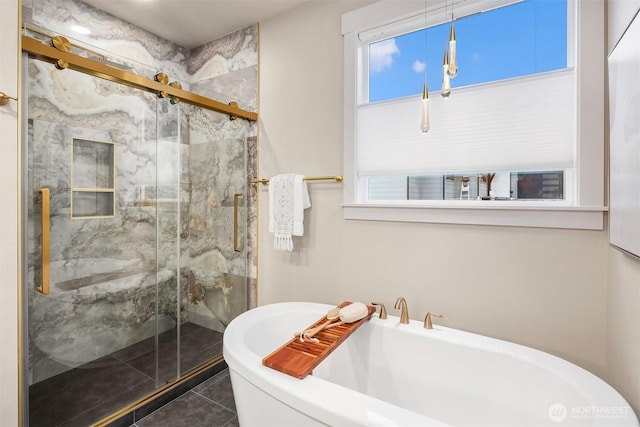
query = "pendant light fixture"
xmin=447 ymin=1 xmax=458 ymax=78
xmin=420 ymin=0 xmax=430 ymax=133
xmin=421 ymin=76 xmax=430 ymax=132
xmin=441 ymin=43 xmax=451 ymax=98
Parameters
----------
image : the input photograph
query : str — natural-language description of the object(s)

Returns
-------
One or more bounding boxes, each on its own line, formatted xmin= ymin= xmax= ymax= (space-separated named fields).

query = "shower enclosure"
xmin=21 ymin=23 xmax=255 ymax=426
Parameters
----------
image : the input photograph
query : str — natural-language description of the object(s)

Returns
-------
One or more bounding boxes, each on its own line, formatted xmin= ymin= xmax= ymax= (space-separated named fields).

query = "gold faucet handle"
xmin=424 ymin=312 xmax=443 ymax=329
xmin=371 ymin=302 xmax=387 ymax=319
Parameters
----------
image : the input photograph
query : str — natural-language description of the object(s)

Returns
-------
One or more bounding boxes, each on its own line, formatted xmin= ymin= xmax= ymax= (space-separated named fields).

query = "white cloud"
xmin=412 ymin=60 xmax=426 ymax=73
xmin=369 ymin=39 xmax=399 ymax=72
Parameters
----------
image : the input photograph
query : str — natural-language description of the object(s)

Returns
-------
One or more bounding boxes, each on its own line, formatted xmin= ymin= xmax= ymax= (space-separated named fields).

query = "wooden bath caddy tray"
xmin=262 ymin=301 xmax=375 ymax=379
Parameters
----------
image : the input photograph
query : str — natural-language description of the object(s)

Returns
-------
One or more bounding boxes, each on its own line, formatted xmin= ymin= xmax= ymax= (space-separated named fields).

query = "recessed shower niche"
xmin=71 ymin=138 xmax=115 ymax=219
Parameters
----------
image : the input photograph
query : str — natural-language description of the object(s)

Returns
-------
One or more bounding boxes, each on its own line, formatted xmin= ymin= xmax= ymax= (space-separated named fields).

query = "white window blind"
xmin=356 ymin=70 xmax=575 ymax=176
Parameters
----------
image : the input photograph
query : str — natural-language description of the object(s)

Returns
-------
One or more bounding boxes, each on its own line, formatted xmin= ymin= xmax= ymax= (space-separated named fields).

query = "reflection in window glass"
xmin=367 ymin=171 xmax=564 ymax=201
xmin=513 ymin=171 xmax=564 ymax=199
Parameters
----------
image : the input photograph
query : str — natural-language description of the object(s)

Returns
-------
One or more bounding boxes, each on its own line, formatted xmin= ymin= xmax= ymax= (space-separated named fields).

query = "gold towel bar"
xmin=250 ymin=175 xmax=343 ymax=185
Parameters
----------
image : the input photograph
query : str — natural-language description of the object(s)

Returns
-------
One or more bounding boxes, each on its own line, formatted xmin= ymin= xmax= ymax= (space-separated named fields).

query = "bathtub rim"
xmin=223 ymin=301 xmax=638 ymax=426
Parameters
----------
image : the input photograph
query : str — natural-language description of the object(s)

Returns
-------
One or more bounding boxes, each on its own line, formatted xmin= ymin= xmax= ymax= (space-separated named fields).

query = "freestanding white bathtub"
xmin=223 ymin=302 xmax=638 ymax=426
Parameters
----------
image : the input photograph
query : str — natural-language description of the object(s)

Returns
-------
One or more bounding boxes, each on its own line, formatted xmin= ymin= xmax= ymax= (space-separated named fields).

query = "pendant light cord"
xmin=424 ymin=0 xmax=428 ymax=87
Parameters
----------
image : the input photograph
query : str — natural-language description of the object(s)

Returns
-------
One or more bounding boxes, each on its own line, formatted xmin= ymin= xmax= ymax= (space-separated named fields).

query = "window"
xmin=342 ymin=0 xmax=605 ymax=229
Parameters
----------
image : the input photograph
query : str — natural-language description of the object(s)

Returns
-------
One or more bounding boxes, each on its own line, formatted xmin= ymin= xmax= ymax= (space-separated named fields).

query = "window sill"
xmin=342 ymin=203 xmax=607 ymax=230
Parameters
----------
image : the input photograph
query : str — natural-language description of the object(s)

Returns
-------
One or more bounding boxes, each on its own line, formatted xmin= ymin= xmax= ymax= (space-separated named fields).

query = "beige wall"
xmin=0 ymin=0 xmax=635 ymax=422
xmin=258 ymin=0 xmax=609 ymax=378
xmin=606 ymin=0 xmax=640 ymax=415
xmin=0 ymin=0 xmax=20 ymax=424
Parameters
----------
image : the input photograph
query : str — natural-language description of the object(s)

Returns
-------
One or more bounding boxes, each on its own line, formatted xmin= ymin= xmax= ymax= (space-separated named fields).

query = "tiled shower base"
xmin=28 ymin=323 xmax=224 ymax=427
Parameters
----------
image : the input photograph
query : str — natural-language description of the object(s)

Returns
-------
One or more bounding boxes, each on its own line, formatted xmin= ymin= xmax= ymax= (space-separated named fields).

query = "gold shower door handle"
xmin=38 ymin=188 xmax=50 ymax=295
xmin=234 ymin=192 xmax=244 ymax=253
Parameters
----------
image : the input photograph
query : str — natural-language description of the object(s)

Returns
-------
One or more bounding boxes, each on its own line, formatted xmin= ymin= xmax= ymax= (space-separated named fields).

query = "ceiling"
xmin=80 ymin=0 xmax=312 ymax=49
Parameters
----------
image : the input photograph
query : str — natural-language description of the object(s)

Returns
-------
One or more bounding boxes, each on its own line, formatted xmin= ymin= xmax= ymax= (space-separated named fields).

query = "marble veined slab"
xmin=25 ymin=0 xmax=259 ymax=384
xmin=30 ymin=0 xmax=190 ymax=81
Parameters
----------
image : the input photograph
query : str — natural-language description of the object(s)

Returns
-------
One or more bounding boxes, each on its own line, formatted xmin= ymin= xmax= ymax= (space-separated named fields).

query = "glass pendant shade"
xmin=441 ymin=48 xmax=451 ymax=98
xmin=447 ymin=19 xmax=458 ymax=78
xmin=421 ymin=83 xmax=430 ymax=133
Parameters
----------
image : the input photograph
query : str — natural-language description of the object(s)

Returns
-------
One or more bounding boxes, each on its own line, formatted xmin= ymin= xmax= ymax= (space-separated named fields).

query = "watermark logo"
xmin=548 ymin=403 xmax=631 ymax=423
xmin=549 ymin=403 xmax=568 ymax=422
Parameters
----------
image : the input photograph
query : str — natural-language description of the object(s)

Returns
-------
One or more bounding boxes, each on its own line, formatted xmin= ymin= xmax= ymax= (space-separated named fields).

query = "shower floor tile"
xmin=28 ymin=323 xmax=223 ymax=427
xmin=29 ymin=359 xmax=155 ymax=427
xmin=124 ymin=323 xmax=223 ymax=383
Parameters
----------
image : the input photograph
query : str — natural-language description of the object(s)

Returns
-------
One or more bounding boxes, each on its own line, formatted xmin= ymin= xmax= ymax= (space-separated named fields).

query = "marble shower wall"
xmin=189 ymin=25 xmax=258 ymax=111
xmin=187 ymin=25 xmax=259 ymax=329
xmin=25 ymin=0 xmax=259 ymax=381
xmin=28 ymin=0 xmax=190 ymax=83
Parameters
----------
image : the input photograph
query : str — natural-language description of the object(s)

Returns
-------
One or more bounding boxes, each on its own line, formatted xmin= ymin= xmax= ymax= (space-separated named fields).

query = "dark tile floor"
xmin=28 ymin=323 xmax=223 ymax=427
xmin=133 ymin=369 xmax=238 ymax=427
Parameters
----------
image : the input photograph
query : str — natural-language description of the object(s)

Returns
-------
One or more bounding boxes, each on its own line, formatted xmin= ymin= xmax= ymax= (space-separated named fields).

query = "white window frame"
xmin=342 ymin=0 xmax=606 ymax=230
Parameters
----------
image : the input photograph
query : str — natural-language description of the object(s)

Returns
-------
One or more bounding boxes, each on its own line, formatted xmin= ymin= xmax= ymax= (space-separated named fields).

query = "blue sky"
xmin=369 ymin=0 xmax=568 ymax=102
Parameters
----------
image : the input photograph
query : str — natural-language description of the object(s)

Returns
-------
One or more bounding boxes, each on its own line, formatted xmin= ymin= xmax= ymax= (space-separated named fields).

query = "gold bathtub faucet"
xmin=371 ymin=302 xmax=387 ymax=319
xmin=394 ymin=297 xmax=409 ymax=324
xmin=424 ymin=312 xmax=443 ymax=329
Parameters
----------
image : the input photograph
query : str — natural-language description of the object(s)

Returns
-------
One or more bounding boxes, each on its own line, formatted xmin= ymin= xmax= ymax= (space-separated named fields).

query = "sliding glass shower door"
xmin=23 ymin=52 xmax=248 ymax=426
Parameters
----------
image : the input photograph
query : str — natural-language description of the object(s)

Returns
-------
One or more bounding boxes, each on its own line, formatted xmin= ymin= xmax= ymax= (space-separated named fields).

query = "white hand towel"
xmin=268 ymin=174 xmax=311 ymax=251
